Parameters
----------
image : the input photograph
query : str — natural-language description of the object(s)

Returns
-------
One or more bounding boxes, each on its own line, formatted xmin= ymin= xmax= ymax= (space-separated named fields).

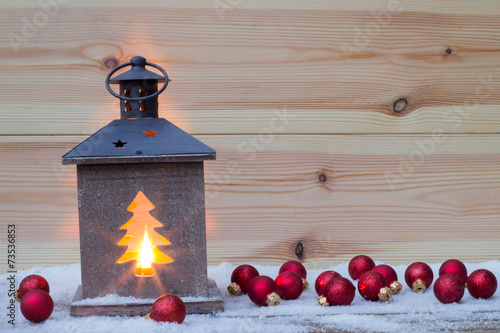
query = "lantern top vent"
xmin=106 ymin=56 xmax=170 ymax=119
xmin=108 ymin=56 xmax=166 ymax=83
xmin=62 ymin=56 xmax=215 ymax=165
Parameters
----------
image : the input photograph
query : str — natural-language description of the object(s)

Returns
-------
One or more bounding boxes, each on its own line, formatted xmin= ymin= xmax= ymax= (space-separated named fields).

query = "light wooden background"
xmin=1 ymin=0 xmax=499 ymax=273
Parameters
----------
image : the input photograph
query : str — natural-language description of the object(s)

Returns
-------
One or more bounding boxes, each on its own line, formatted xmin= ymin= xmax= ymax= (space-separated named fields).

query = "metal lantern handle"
xmin=105 ymin=61 xmax=169 ymax=101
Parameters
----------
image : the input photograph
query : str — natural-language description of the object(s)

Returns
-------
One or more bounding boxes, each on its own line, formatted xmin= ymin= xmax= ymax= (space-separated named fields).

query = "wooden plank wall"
xmin=1 ymin=0 xmax=499 ymax=272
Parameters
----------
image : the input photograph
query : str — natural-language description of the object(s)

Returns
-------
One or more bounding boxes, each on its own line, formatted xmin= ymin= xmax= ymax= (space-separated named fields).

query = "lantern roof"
xmin=62 ymin=118 xmax=216 ymax=164
xmin=109 ymin=56 xmax=166 ymax=83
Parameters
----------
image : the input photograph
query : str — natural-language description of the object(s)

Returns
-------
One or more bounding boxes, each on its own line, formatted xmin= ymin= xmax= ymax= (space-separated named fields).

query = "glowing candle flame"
xmin=138 ymin=230 xmax=154 ymax=271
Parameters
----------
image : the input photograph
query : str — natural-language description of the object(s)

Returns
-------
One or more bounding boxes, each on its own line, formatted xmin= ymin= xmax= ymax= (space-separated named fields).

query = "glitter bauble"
xmin=467 ymin=269 xmax=497 ymax=299
xmin=227 ymin=264 xmax=260 ymax=296
xmin=348 ymin=255 xmax=375 ymax=280
xmin=358 ymin=271 xmax=392 ymax=302
xmin=322 ymin=277 xmax=356 ymax=306
xmin=405 ymin=262 xmax=434 ymax=293
xmin=434 ymin=274 xmax=465 ymax=304
xmin=315 ymin=270 xmax=341 ymax=296
xmin=147 ymin=294 xmax=186 ymax=323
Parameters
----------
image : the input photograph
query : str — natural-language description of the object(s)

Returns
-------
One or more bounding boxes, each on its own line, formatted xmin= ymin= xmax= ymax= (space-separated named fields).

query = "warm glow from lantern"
xmin=137 ymin=231 xmax=154 ymax=272
xmin=116 ymin=191 xmax=174 ymax=277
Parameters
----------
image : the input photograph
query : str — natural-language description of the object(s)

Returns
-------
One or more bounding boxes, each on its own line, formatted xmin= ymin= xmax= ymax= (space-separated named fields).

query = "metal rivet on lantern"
xmin=62 ymin=56 xmax=222 ymax=317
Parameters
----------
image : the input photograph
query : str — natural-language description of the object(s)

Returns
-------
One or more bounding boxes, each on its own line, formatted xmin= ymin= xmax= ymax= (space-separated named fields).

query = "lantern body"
xmin=63 ymin=56 xmax=217 ymax=304
xmin=77 ymin=162 xmax=208 ymax=299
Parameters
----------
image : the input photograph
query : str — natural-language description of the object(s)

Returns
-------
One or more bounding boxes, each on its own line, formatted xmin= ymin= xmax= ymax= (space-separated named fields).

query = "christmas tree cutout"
xmin=116 ymin=191 xmax=173 ymax=276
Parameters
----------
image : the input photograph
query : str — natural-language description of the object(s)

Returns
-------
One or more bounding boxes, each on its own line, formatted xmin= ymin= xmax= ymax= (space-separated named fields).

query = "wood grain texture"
xmin=1 ymin=0 xmax=499 ymax=274
xmin=1 ymin=1 xmax=500 ymax=135
xmin=1 ymin=135 xmax=499 ymax=272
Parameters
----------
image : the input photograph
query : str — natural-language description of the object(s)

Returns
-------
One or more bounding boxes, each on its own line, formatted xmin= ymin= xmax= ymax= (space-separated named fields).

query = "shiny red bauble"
xmin=279 ymin=261 xmax=309 ymax=290
xmin=439 ymin=259 xmax=468 ymax=284
xmin=247 ymin=276 xmax=281 ymax=306
xmin=433 ymin=274 xmax=465 ymax=304
xmin=348 ymin=255 xmax=375 ymax=280
xmin=322 ymin=277 xmax=356 ymax=306
xmin=275 ymin=271 xmax=303 ymax=300
xmin=16 ymin=274 xmax=50 ymax=302
xmin=467 ymin=269 xmax=497 ymax=299
xmin=372 ymin=265 xmax=397 ymax=284
xmin=358 ymin=271 xmax=392 ymax=302
xmin=315 ymin=271 xmax=341 ymax=296
xmin=227 ymin=264 xmax=260 ymax=296
xmin=405 ymin=262 xmax=434 ymax=293
xmin=372 ymin=264 xmax=402 ymax=294
xmin=20 ymin=289 xmax=53 ymax=323
xmin=147 ymin=294 xmax=186 ymax=323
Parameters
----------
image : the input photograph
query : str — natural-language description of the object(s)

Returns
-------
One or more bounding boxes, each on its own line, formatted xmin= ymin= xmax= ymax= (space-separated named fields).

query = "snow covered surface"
xmin=1 ymin=261 xmax=499 ymax=332
xmin=72 ymin=294 xmax=219 ymax=306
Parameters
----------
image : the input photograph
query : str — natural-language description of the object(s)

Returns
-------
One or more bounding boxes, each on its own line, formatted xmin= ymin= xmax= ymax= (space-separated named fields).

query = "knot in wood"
xmin=295 ymin=242 xmax=304 ymax=260
xmin=103 ymin=56 xmax=119 ymax=70
xmin=392 ymin=98 xmax=407 ymax=113
xmin=318 ymin=173 xmax=327 ymax=183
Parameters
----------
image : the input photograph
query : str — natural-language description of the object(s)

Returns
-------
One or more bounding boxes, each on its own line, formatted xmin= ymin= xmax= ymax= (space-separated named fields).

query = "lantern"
xmin=63 ymin=56 xmax=222 ymax=316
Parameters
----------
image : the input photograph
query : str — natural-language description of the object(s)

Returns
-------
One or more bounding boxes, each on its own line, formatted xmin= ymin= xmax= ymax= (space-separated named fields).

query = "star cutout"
xmin=143 ymin=129 xmax=158 ymax=138
xmin=113 ymin=139 xmax=127 ymax=149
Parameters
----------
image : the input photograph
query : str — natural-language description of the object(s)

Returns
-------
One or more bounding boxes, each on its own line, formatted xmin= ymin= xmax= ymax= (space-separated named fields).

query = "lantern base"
xmin=70 ymin=278 xmax=223 ymax=317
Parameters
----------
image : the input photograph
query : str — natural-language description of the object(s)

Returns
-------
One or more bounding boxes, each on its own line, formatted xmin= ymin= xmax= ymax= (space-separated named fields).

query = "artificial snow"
xmin=1 ymin=261 xmax=499 ymax=332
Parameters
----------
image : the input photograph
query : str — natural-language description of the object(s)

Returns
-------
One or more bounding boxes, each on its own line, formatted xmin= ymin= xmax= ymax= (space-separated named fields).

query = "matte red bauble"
xmin=20 ymin=289 xmax=53 ymax=323
xmin=315 ymin=270 xmax=341 ymax=296
xmin=467 ymin=269 xmax=497 ymax=299
xmin=16 ymin=274 xmax=50 ymax=302
xmin=247 ymin=276 xmax=281 ymax=306
xmin=372 ymin=264 xmax=402 ymax=295
xmin=227 ymin=265 xmax=260 ymax=296
xmin=405 ymin=262 xmax=434 ymax=293
xmin=348 ymin=255 xmax=375 ymax=280
xmin=434 ymin=274 xmax=465 ymax=304
xmin=320 ymin=277 xmax=356 ymax=306
xmin=275 ymin=271 xmax=303 ymax=300
xmin=439 ymin=259 xmax=468 ymax=284
xmin=279 ymin=261 xmax=309 ymax=290
xmin=147 ymin=294 xmax=186 ymax=323
xmin=358 ymin=271 xmax=392 ymax=302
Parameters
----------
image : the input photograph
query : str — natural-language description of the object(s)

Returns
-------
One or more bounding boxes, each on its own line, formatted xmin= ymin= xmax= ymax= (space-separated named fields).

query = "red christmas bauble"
xmin=16 ymin=274 xmax=50 ymax=302
xmin=439 ymin=259 xmax=468 ymax=284
xmin=467 ymin=269 xmax=497 ymax=299
xmin=372 ymin=264 xmax=402 ymax=295
xmin=405 ymin=262 xmax=434 ymax=293
xmin=321 ymin=277 xmax=356 ymax=306
xmin=247 ymin=276 xmax=281 ymax=306
xmin=279 ymin=261 xmax=309 ymax=290
xmin=372 ymin=265 xmax=397 ymax=284
xmin=348 ymin=255 xmax=375 ymax=280
xmin=20 ymin=289 xmax=53 ymax=323
xmin=276 ymin=271 xmax=303 ymax=300
xmin=147 ymin=294 xmax=186 ymax=323
xmin=315 ymin=270 xmax=341 ymax=296
xmin=433 ymin=274 xmax=465 ymax=304
xmin=358 ymin=271 xmax=392 ymax=302
xmin=227 ymin=264 xmax=260 ymax=296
